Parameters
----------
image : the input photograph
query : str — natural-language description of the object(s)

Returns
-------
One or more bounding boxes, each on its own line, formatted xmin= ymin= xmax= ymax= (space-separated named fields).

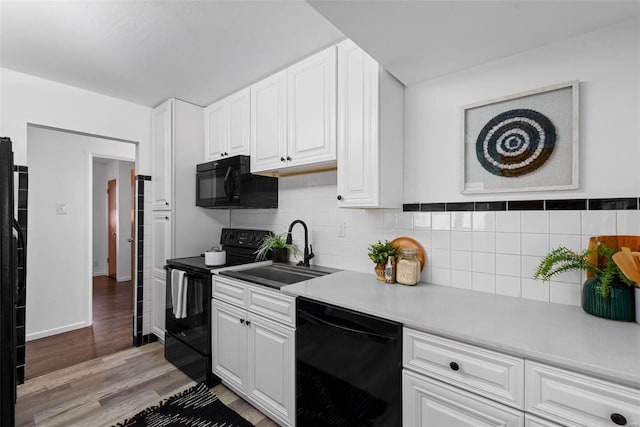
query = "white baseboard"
xmin=93 ymin=270 xmax=106 ymax=277
xmin=117 ymin=275 xmax=132 ymax=282
xmin=26 ymin=321 xmax=90 ymax=341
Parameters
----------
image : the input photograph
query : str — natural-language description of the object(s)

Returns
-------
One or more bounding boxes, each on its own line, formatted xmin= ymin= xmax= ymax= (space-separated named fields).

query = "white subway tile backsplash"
xmin=430 ymin=249 xmax=451 ymax=269
xmin=432 ymin=212 xmax=451 ymax=230
xmin=521 ymin=233 xmax=550 ymax=256
xmin=451 ymin=212 xmax=472 ymax=230
xmin=521 ymin=278 xmax=550 ymax=302
xmin=472 ymin=231 xmax=495 ymax=253
xmin=616 ymin=210 xmax=640 ymax=235
xmin=581 ymin=210 xmax=617 ymax=236
xmin=549 ymin=211 xmax=581 ymax=235
xmin=472 ymin=272 xmax=496 ymax=294
xmin=549 ymin=281 xmax=581 ymax=306
xmin=496 ymin=211 xmax=521 ymax=233
xmin=396 ymin=212 xmax=414 ymax=229
xmin=472 ymin=211 xmax=496 ymax=232
xmin=451 ymin=270 xmax=472 ymax=290
xmin=521 ymin=255 xmax=542 ymax=279
xmin=495 ymin=275 xmax=521 ymax=298
xmin=496 ymin=232 xmax=521 ymax=255
xmin=549 ymin=234 xmax=581 ymax=253
xmin=495 ymin=254 xmax=520 ymax=277
xmin=431 ymin=230 xmax=451 ymax=249
xmin=521 ymin=211 xmax=549 ymax=234
xmin=431 ymin=267 xmax=451 ymax=286
xmin=451 ymin=250 xmax=472 ymax=271
xmin=451 ymin=231 xmax=472 ymax=250
xmin=472 ymin=252 xmax=495 ymax=274
xmin=413 ymin=212 xmax=432 ymax=229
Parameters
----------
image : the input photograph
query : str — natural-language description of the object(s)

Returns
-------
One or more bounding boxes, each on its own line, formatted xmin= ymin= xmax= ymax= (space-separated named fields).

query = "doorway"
xmin=25 ymin=125 xmax=137 ymax=379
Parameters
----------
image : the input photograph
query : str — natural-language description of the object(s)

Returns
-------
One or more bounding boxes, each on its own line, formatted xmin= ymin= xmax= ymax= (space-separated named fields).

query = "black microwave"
xmin=196 ymin=155 xmax=278 ymax=209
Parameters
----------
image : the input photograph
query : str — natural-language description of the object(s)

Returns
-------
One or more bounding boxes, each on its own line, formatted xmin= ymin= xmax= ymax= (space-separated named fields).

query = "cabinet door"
xmin=151 ymin=211 xmax=173 ymax=277
xmin=227 ymin=88 xmax=251 ymax=156
xmin=151 ymin=99 xmax=173 ymax=210
xmin=403 ymin=371 xmax=524 ymax=427
xmin=212 ymin=300 xmax=247 ymax=392
xmin=151 ymin=274 xmax=166 ymax=339
xmin=250 ymin=70 xmax=287 ymax=173
xmin=287 ymin=45 xmax=337 ymax=168
xmin=246 ymin=314 xmax=295 ymax=427
xmin=336 ymin=40 xmax=380 ymax=207
xmin=204 ymin=100 xmax=228 ymax=161
xmin=525 ymin=415 xmax=563 ymax=427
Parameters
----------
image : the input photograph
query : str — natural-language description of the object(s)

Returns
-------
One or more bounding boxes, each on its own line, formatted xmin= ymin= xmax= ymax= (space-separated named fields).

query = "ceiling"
xmin=308 ymin=0 xmax=640 ymax=86
xmin=1 ymin=1 xmax=638 ymax=109
xmin=0 ymin=0 xmax=344 ymax=107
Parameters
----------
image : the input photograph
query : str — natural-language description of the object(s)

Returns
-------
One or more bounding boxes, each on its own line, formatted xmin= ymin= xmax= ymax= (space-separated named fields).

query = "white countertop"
xmin=282 ymin=270 xmax=640 ymax=389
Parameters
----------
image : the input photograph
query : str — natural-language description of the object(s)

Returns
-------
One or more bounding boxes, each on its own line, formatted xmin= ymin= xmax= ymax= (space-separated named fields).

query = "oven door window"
xmin=166 ymin=273 xmax=209 ymax=354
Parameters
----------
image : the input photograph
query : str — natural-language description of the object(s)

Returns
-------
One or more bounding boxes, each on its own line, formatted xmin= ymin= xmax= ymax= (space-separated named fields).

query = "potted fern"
xmin=367 ymin=240 xmax=397 ymax=281
xmin=534 ymin=244 xmax=635 ymax=321
xmin=255 ymin=233 xmax=299 ymax=263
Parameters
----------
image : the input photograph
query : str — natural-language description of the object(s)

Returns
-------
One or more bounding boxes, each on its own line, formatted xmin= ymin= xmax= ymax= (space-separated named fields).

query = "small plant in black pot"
xmin=534 ymin=243 xmax=635 ymax=321
xmin=255 ymin=233 xmax=299 ymax=263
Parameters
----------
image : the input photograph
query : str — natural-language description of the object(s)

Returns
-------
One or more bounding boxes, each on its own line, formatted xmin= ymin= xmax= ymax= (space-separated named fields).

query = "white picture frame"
xmin=461 ymin=81 xmax=579 ymax=194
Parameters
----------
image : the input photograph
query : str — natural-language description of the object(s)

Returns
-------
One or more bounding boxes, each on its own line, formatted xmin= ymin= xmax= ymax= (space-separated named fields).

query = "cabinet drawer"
xmin=403 ymin=328 xmax=524 ymax=409
xmin=526 ymin=361 xmax=640 ymax=427
xmin=213 ymin=276 xmax=247 ymax=307
xmin=247 ymin=286 xmax=295 ymax=327
xmin=525 ymin=414 xmax=563 ymax=427
xmin=403 ymin=370 xmax=524 ymax=427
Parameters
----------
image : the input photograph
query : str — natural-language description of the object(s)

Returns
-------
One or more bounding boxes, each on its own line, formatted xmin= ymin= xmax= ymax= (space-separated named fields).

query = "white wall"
xmin=404 ymin=17 xmax=640 ymax=203
xmin=233 ymin=18 xmax=640 ymax=308
xmin=27 ymin=126 xmax=135 ymax=340
xmin=0 ymin=68 xmax=151 ymax=172
xmin=92 ymin=161 xmax=108 ymax=276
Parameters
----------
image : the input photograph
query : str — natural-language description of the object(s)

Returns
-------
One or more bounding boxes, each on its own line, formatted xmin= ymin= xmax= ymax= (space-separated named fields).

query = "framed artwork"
xmin=462 ymin=81 xmax=579 ymax=194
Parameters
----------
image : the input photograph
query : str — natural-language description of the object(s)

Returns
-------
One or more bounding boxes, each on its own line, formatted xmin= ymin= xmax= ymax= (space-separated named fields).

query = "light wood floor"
xmin=16 ymin=342 xmax=279 ymax=427
xmin=26 ymin=276 xmax=133 ymax=379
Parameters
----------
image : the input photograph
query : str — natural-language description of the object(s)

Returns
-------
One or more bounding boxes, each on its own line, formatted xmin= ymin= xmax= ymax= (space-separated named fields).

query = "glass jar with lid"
xmin=396 ymin=248 xmax=420 ymax=285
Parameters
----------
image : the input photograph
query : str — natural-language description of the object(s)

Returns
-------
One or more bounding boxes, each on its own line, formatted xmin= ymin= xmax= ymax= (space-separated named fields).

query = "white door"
xmin=151 ymin=274 xmax=166 ymax=339
xmin=403 ymin=371 xmax=524 ymax=427
xmin=287 ymin=45 xmax=337 ymax=168
xmin=250 ymin=70 xmax=287 ymax=173
xmin=227 ymin=88 xmax=251 ymax=156
xmin=151 ymin=99 xmax=173 ymax=210
xmin=336 ymin=40 xmax=380 ymax=207
xmin=246 ymin=314 xmax=295 ymax=426
xmin=204 ymin=100 xmax=228 ymax=161
xmin=151 ymin=211 xmax=173 ymax=277
xmin=212 ymin=300 xmax=248 ymax=392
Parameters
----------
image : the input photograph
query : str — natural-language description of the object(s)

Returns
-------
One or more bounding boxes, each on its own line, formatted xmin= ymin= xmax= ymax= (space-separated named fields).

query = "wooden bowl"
xmin=390 ymin=237 xmax=426 ymax=271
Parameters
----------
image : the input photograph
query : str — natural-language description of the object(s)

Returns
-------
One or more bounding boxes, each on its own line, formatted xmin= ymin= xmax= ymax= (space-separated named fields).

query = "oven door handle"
xmin=298 ymin=310 xmax=396 ymax=344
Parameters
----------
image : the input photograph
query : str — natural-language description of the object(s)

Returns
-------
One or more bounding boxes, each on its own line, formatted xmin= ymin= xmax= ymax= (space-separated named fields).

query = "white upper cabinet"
xmin=204 ymin=88 xmax=250 ymax=161
xmin=287 ymin=45 xmax=337 ymax=168
xmin=250 ymin=70 xmax=287 ymax=172
xmin=336 ymin=39 xmax=404 ymax=208
xmin=151 ymin=99 xmax=173 ymax=210
xmin=251 ymin=45 xmax=337 ymax=175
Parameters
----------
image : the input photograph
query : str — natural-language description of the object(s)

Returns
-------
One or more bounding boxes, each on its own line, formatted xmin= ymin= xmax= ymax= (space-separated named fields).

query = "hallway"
xmin=25 ymin=276 xmax=133 ymax=379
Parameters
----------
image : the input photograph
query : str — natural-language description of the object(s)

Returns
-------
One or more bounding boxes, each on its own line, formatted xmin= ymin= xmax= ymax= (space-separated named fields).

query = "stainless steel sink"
xmin=219 ymin=263 xmax=339 ymax=289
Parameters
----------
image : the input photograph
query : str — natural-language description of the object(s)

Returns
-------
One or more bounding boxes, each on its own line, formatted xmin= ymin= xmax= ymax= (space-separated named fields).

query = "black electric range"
xmin=164 ymin=228 xmax=271 ymax=384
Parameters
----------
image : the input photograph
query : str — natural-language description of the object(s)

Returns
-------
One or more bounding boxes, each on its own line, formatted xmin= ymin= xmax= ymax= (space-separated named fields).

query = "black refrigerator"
xmin=1 ymin=137 xmax=27 ymax=426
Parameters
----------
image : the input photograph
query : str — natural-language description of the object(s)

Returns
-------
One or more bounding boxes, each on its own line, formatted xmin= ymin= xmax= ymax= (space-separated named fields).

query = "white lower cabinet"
xmin=151 ymin=274 xmax=166 ymax=340
xmin=212 ymin=286 xmax=295 ymax=427
xmin=403 ymin=370 xmax=524 ymax=426
xmin=525 ymin=414 xmax=563 ymax=427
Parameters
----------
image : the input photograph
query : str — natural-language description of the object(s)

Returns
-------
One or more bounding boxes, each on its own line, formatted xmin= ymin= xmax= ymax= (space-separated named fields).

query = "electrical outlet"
xmin=337 ymin=222 xmax=346 ymax=237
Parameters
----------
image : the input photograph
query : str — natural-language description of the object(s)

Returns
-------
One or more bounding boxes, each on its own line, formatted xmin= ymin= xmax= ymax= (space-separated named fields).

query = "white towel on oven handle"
xmin=171 ymin=269 xmax=187 ymax=319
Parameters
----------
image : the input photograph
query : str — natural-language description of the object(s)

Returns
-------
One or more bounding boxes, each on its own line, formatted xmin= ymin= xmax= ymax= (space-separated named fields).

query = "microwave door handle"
xmin=13 ymin=218 xmax=26 ymax=302
xmin=223 ymin=166 xmax=232 ymax=201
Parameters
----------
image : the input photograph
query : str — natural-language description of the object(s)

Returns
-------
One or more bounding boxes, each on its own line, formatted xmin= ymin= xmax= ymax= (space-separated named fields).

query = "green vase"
xmin=582 ymin=276 xmax=635 ymax=321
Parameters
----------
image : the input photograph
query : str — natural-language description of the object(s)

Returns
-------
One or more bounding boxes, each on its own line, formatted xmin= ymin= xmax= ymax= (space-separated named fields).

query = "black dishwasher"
xmin=296 ymin=297 xmax=402 ymax=427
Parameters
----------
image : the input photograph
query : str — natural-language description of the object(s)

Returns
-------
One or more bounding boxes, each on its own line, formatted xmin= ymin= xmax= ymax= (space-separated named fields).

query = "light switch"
xmin=56 ymin=203 xmax=67 ymax=215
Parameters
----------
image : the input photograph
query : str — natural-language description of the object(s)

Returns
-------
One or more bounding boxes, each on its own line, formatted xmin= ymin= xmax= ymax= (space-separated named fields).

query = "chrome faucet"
xmin=286 ymin=219 xmax=314 ymax=267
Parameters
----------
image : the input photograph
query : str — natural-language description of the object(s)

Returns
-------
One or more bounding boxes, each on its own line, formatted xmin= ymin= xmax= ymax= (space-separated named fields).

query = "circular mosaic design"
xmin=475 ymin=109 xmax=556 ymax=177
